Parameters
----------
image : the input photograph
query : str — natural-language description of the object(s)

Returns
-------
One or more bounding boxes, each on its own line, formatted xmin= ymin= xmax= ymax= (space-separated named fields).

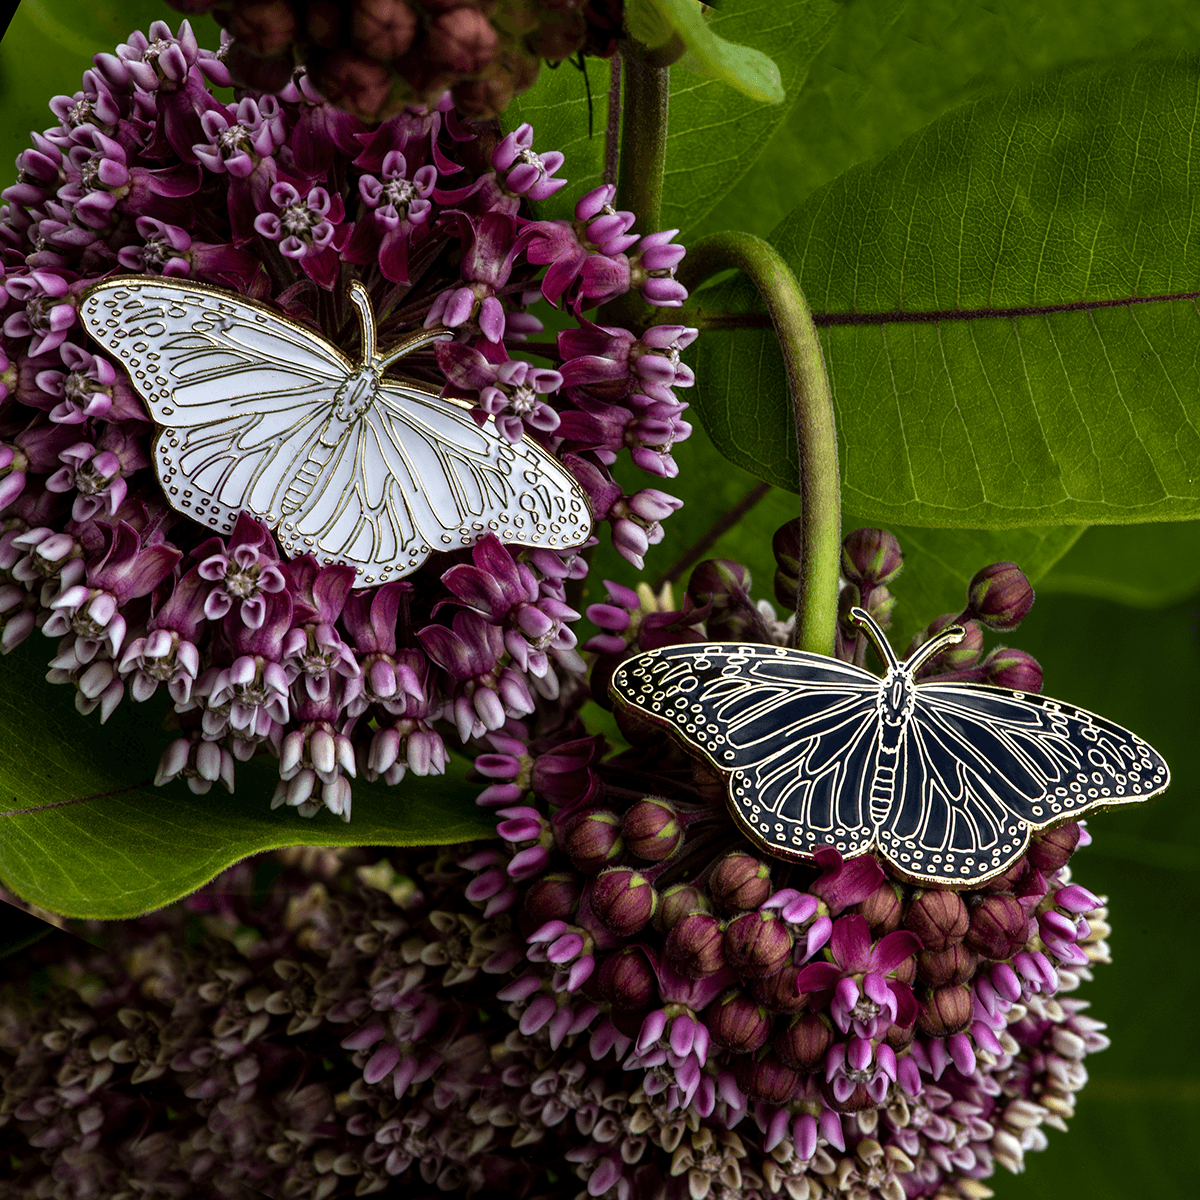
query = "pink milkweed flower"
xmin=435 ymin=340 xmax=561 ymax=443
xmin=196 ymin=513 xmax=287 ymax=631
xmin=343 ymin=150 xmax=437 ymax=285
xmin=796 ymin=914 xmax=921 ymax=1041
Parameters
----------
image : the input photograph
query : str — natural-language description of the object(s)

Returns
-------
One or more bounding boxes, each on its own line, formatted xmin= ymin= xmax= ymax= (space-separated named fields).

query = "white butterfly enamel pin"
xmin=610 ymin=607 xmax=1169 ymax=887
xmin=79 ymin=277 xmax=592 ymax=583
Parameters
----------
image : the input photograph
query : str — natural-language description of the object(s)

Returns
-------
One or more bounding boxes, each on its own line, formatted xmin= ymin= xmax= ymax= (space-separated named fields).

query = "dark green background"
xmin=1 ymin=2 xmax=1197 ymax=1197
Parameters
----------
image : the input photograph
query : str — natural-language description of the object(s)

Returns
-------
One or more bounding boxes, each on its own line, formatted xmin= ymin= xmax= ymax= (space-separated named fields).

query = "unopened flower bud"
xmin=966 ymin=893 xmax=1029 ymax=960
xmin=981 ymin=855 xmax=1029 ymax=894
xmin=622 ymin=797 xmax=683 ymax=861
xmin=916 ymin=984 xmax=974 ymax=1036
xmin=562 ymin=810 xmax=623 ymax=874
xmin=734 ymin=1050 xmax=799 ymax=1102
xmin=723 ymin=912 xmax=793 ymax=979
xmin=312 ymin=49 xmax=399 ymax=121
xmin=427 ymin=7 xmax=497 ymax=73
xmin=596 ymin=947 xmax=657 ymax=1011
xmin=704 ymin=989 xmax=771 ymax=1054
xmin=839 ymin=583 xmax=896 ymax=635
xmin=523 ymin=873 xmax=581 ymax=926
xmin=904 ymin=890 xmax=968 ymax=952
xmin=772 ymin=518 xmax=802 ymax=610
xmin=664 ymin=911 xmax=726 ymax=978
xmin=1027 ymin=823 xmax=1080 ymax=873
xmin=351 ymin=0 xmax=418 ymax=58
xmin=775 ymin=1010 xmax=835 ymax=1070
xmin=688 ymin=558 xmax=770 ymax=642
xmin=589 ymin=868 xmax=657 ymax=936
xmin=985 ymin=646 xmax=1043 ymax=692
xmin=653 ymin=883 xmax=709 ymax=934
xmin=841 ymin=529 xmax=903 ymax=587
xmin=856 ymin=881 xmax=903 ymax=935
xmin=751 ymin=963 xmax=807 ymax=1014
xmin=709 ymin=852 xmax=771 ymax=914
xmin=967 ymin=562 xmax=1035 ymax=630
xmin=916 ymin=943 xmax=979 ymax=987
xmin=232 ymin=0 xmax=299 ymax=57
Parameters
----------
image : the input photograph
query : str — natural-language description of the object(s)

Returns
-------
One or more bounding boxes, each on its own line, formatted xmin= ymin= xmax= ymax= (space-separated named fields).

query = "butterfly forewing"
xmin=79 ymin=278 xmax=592 ymax=578
xmin=610 ymin=643 xmax=882 ymax=860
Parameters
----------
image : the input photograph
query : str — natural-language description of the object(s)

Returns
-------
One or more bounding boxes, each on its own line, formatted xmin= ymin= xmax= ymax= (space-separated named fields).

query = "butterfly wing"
xmin=611 ymin=643 xmax=885 ymax=861
xmin=79 ymin=277 xmax=349 ymax=535
xmin=878 ymin=681 xmax=1170 ymax=885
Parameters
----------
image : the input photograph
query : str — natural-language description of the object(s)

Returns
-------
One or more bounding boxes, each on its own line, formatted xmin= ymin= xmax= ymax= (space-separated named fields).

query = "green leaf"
xmin=0 ymin=1 xmax=225 ymax=184
xmin=661 ymin=0 xmax=841 ymax=237
xmin=693 ymin=55 xmax=1200 ymax=526
xmin=629 ymin=0 xmax=785 ymax=104
xmin=1038 ymin=521 xmax=1200 ymax=606
xmin=0 ymin=636 xmax=494 ymax=920
xmin=579 ymin=418 xmax=1083 ymax=649
xmin=688 ymin=0 xmax=1200 ymax=244
xmin=504 ymin=0 xmax=841 ymax=233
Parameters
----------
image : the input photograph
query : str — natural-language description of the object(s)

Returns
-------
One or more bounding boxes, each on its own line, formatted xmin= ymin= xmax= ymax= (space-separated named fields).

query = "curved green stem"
xmin=616 ymin=40 xmax=670 ymax=234
xmin=678 ymin=232 xmax=841 ymax=657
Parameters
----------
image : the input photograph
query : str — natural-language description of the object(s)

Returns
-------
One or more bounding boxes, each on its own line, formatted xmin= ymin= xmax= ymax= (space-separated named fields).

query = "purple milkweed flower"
xmin=344 ymin=149 xmax=436 ymax=285
xmin=436 ymin=341 xmax=562 ymax=443
xmin=424 ymin=212 xmax=523 ymax=343
xmin=796 ymin=914 xmax=921 ymax=1040
xmin=252 ymin=179 xmax=350 ymax=288
xmin=197 ymin=513 xmax=287 ymax=630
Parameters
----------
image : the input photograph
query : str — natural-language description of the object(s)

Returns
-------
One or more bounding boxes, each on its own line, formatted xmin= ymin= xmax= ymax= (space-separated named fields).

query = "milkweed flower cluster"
xmin=0 ymin=19 xmax=695 ymax=822
xmin=444 ymin=526 xmax=1112 ymax=1199
xmin=164 ymin=0 xmax=627 ymax=119
xmin=6 ymin=531 xmax=1105 ymax=1199
xmin=0 ymin=773 xmax=1111 ymax=1200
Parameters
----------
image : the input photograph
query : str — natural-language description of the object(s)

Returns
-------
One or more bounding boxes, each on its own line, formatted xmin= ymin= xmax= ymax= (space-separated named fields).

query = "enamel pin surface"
xmin=78 ymin=277 xmax=592 ymax=584
xmin=610 ymin=607 xmax=1168 ymax=887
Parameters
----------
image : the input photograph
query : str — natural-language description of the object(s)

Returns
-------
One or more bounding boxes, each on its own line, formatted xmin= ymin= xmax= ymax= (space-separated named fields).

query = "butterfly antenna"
xmin=376 ymin=328 xmax=454 ymax=371
xmin=348 ymin=281 xmax=377 ymax=368
xmin=903 ymin=621 xmax=967 ymax=677
xmin=846 ymin=607 xmax=901 ymax=671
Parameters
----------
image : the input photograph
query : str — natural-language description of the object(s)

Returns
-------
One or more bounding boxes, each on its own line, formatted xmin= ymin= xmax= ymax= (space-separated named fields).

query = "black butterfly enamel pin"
xmin=610 ymin=607 xmax=1168 ymax=887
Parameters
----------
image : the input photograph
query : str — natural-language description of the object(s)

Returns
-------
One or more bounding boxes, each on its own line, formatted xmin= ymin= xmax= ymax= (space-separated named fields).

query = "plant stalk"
xmin=616 ymin=41 xmax=669 ymax=234
xmin=678 ymin=233 xmax=841 ymax=656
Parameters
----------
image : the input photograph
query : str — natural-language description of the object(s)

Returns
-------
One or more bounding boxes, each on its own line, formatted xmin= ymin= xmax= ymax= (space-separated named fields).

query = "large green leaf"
xmin=1039 ymin=521 xmax=1200 ymax=606
xmin=505 ymin=0 xmax=841 ymax=233
xmin=688 ymin=0 xmax=1200 ymax=243
xmin=0 ymin=635 xmax=493 ymax=920
xmin=580 ymin=417 xmax=1086 ymax=647
xmin=0 ymin=1 xmax=225 ymax=182
xmin=692 ymin=55 xmax=1200 ymax=527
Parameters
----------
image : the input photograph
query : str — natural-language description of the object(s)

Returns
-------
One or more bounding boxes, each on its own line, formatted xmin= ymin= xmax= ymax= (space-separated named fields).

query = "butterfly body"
xmin=79 ymin=277 xmax=592 ymax=583
xmin=610 ymin=611 xmax=1169 ymax=887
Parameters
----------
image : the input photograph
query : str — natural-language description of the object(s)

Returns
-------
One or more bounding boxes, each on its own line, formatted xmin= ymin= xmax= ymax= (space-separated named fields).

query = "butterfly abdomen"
xmin=869 ymin=736 xmax=902 ymax=827
xmin=280 ymin=416 xmax=349 ymax=516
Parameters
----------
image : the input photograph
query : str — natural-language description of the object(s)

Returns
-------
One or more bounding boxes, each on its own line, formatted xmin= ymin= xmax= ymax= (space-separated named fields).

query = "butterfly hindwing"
xmin=611 ymin=643 xmax=882 ymax=860
xmin=874 ymin=681 xmax=1170 ymax=884
xmin=374 ymin=385 xmax=593 ymax=557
